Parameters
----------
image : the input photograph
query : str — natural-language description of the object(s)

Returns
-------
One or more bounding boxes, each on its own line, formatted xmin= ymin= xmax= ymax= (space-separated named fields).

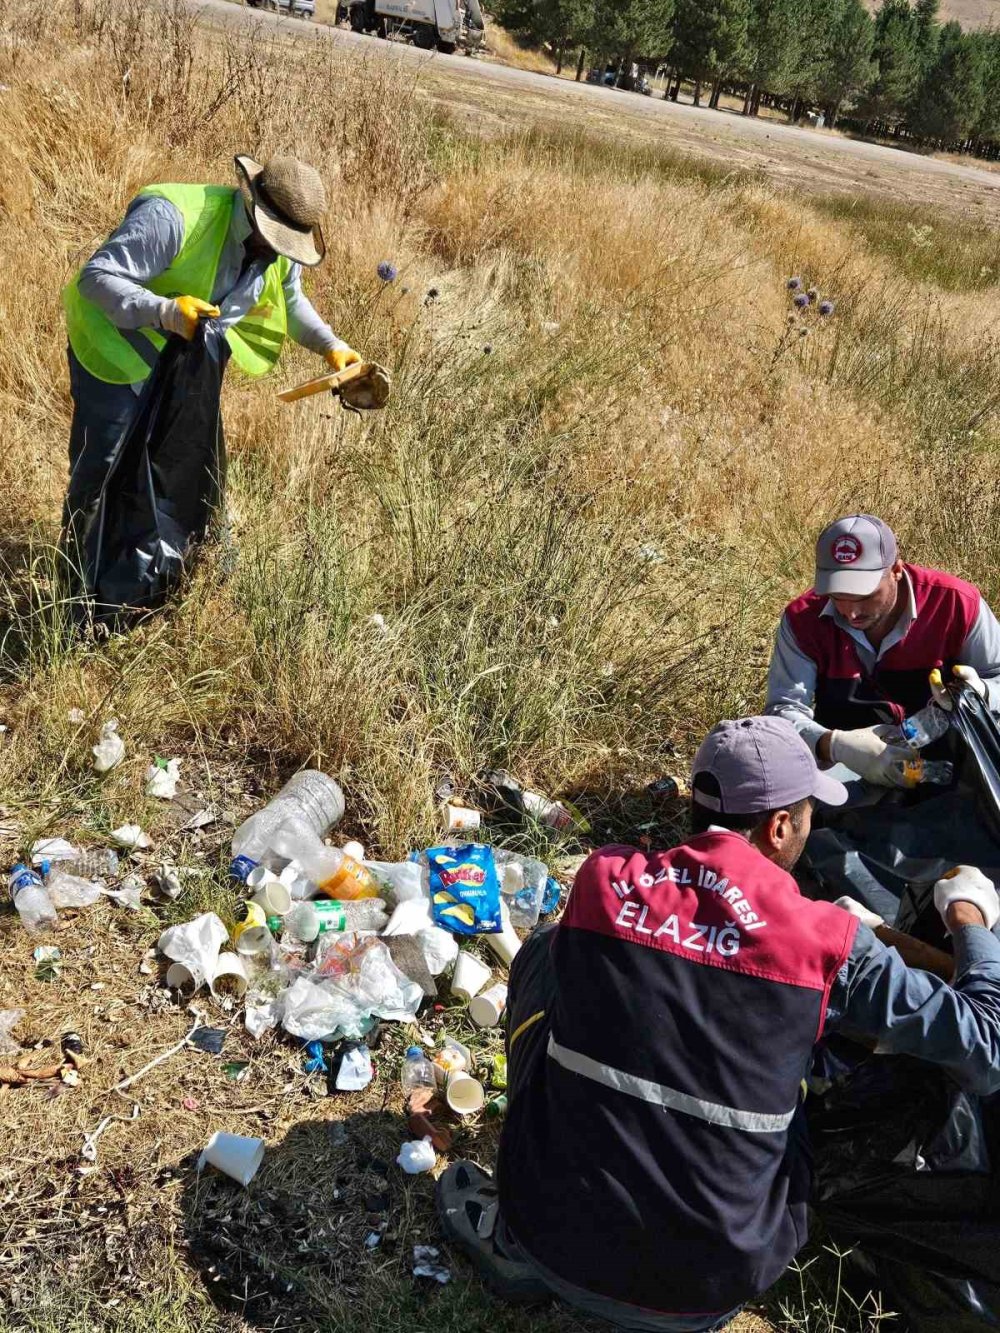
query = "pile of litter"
xmin=3 ymin=731 xmax=583 ymax=1196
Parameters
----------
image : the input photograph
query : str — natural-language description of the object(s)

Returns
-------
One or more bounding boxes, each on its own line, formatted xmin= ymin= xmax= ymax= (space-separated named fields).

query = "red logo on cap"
xmin=832 ymin=535 xmax=862 ymax=564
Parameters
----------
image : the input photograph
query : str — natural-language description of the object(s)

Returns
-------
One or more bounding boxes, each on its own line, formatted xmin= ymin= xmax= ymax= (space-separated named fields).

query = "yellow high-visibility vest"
xmin=62 ymin=183 xmax=289 ymax=384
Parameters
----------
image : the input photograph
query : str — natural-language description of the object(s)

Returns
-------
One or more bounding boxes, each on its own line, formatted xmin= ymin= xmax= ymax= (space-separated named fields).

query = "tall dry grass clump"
xmin=1 ymin=1 xmax=999 ymax=1328
xmin=0 ymin=0 xmax=998 ymax=850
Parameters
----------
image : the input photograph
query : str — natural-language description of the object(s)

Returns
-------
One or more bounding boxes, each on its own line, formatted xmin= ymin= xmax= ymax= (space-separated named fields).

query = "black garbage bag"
xmin=81 ymin=324 xmax=228 ymax=627
xmin=809 ymin=1054 xmax=1000 ymax=1331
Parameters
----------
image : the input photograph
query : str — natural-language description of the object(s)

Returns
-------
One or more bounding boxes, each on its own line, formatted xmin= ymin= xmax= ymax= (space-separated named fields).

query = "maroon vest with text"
xmin=785 ymin=563 xmax=979 ymax=729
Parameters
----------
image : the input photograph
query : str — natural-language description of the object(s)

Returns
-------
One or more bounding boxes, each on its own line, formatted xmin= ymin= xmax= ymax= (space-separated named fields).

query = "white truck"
xmin=339 ymin=0 xmax=485 ymax=53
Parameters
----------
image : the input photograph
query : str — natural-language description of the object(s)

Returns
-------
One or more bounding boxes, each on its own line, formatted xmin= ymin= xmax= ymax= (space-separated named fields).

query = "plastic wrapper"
xmin=46 ymin=870 xmax=102 ymax=909
xmin=157 ymin=912 xmax=228 ymax=990
xmin=0 ymin=1009 xmax=24 ymax=1055
xmin=417 ymin=926 xmax=459 ymax=976
xmin=146 ymin=758 xmax=181 ymax=799
xmin=92 ymin=720 xmax=125 ymax=773
xmin=111 ymin=824 xmax=152 ymax=851
xmin=366 ymin=859 xmax=426 ymax=904
xmin=279 ymin=976 xmax=369 ymax=1043
xmin=397 ymin=1138 xmax=436 ymax=1175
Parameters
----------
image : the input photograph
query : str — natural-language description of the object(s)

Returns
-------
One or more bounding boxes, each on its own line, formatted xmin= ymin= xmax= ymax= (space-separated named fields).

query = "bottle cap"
xmin=406 ymin=1046 xmax=423 ymax=1059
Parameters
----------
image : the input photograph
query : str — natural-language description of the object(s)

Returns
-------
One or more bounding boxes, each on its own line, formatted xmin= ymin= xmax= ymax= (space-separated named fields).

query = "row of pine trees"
xmin=493 ymin=0 xmax=1000 ymax=153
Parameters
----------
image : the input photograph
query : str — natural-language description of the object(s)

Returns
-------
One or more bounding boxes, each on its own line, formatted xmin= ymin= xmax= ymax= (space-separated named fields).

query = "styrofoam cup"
xmin=342 ymin=840 xmax=366 ymax=861
xmin=451 ymin=951 xmax=491 ymax=1002
xmin=250 ymin=881 xmax=292 ymax=917
xmin=210 ymin=953 xmax=248 ymax=999
xmin=469 ymin=983 xmax=508 ymax=1028
xmin=198 ymin=1131 xmax=264 ymax=1187
xmin=445 ymin=1071 xmax=486 ymax=1116
xmin=165 ymin=961 xmax=200 ymax=993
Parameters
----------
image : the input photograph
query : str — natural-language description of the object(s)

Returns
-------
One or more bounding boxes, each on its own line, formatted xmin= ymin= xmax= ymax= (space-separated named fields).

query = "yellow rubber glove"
xmin=160 ymin=295 xmax=221 ymax=341
xmin=324 ymin=346 xmax=363 ymax=373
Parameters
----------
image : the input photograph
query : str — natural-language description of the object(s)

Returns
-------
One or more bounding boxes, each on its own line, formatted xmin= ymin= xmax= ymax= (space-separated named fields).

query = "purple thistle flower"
xmin=819 ymin=299 xmax=835 ymax=317
xmin=807 ymin=287 xmax=819 ymax=300
xmin=793 ymin=292 xmax=810 ymax=308
xmin=377 ymin=260 xmax=398 ymax=283
xmin=787 ymin=276 xmax=802 ymax=290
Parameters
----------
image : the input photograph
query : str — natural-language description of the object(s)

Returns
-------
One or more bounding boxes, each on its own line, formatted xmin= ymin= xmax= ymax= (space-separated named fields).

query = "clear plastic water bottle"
xmin=900 ymin=704 xmax=951 ymax=751
xmin=231 ymin=771 xmax=345 ymax=863
xmin=283 ymin=898 xmax=388 ymax=943
xmin=494 ymin=849 xmax=548 ymax=928
xmin=401 ymin=1046 xmax=437 ymax=1100
xmin=9 ymin=863 xmax=58 ymax=932
xmin=54 ymin=848 xmax=120 ymax=880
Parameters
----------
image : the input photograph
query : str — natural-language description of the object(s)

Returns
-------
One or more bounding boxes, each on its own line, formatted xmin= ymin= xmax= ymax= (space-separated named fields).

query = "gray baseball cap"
xmin=692 ymin=716 xmax=848 ymax=814
xmin=815 ymin=514 xmax=898 ymax=597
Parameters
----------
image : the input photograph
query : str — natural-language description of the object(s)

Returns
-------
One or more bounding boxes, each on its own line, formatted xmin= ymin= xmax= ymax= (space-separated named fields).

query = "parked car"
xmin=586 ymin=63 xmax=652 ymax=95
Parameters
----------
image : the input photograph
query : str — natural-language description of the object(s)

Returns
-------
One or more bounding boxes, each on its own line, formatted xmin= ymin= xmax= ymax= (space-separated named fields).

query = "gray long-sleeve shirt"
xmin=78 ymin=192 xmax=346 ymax=390
xmin=765 ymin=569 xmax=1000 ymax=752
xmin=828 ymin=921 xmax=1000 ymax=1094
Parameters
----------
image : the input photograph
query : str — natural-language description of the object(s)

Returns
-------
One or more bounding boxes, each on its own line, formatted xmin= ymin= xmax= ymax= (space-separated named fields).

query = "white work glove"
xmin=835 ymin=896 xmax=885 ymax=930
xmin=828 ymin=727 xmax=913 ymax=787
xmin=933 ymin=865 xmax=999 ymax=932
xmin=930 ymin=665 xmax=987 ymax=711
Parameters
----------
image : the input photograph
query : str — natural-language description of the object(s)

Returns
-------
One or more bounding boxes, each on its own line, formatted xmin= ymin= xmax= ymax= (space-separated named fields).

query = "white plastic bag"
xmin=111 ymin=824 xmax=152 ymax=850
xmin=145 ymin=758 xmax=181 ymax=799
xmin=157 ymin=912 xmax=229 ymax=991
xmin=280 ymin=976 xmax=367 ymax=1043
xmin=417 ymin=926 xmax=460 ymax=977
xmin=397 ymin=1137 xmax=436 ymax=1174
xmin=92 ymin=720 xmax=125 ymax=773
xmin=382 ymin=898 xmax=432 ymax=937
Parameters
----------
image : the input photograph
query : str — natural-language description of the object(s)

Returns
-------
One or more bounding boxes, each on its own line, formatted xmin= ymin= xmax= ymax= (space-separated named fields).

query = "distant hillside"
xmin=864 ymin=0 xmax=1000 ymax=27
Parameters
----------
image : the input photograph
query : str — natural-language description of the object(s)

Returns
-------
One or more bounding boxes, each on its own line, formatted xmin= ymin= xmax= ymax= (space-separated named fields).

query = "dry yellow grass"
xmin=0 ymin=0 xmax=997 ymax=1328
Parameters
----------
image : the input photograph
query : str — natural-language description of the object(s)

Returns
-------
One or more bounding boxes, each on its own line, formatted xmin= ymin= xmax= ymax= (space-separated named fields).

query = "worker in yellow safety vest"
xmin=62 ymin=153 xmax=361 ymax=558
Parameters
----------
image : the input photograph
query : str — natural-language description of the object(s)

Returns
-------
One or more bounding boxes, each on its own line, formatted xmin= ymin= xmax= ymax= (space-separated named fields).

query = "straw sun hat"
xmin=234 ymin=154 xmax=326 ymax=267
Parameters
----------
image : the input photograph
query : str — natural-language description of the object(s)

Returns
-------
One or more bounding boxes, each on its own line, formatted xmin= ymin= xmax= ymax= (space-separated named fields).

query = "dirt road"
xmin=199 ymin=0 xmax=1000 ymax=221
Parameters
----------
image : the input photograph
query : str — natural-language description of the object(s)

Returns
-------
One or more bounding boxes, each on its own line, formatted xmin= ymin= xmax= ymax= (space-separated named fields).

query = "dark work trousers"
xmin=63 ymin=346 xmax=141 ymax=592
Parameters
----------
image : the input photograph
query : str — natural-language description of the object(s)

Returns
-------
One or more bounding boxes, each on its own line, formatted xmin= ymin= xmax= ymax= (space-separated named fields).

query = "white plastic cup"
xmin=445 ymin=1071 xmax=486 ymax=1116
xmin=246 ymin=865 xmax=279 ymax=891
xmin=234 ymin=926 xmax=272 ymax=958
xmin=250 ymin=881 xmax=292 ymax=917
xmin=198 ymin=1131 xmax=264 ymax=1187
xmin=445 ymin=805 xmax=481 ymax=832
xmin=485 ymin=918 xmax=521 ymax=967
xmin=469 ymin=983 xmax=508 ymax=1028
xmin=451 ymin=951 xmax=492 ymax=1002
xmin=165 ymin=961 xmax=200 ymax=993
xmin=342 ymin=840 xmax=366 ymax=861
xmin=210 ymin=953 xmax=249 ymax=999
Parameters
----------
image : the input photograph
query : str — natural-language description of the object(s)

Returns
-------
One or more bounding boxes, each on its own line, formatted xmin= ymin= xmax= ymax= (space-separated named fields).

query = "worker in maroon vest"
xmin=437 ymin=716 xmax=1000 ymax=1330
xmin=766 ymin=514 xmax=1000 ymax=786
